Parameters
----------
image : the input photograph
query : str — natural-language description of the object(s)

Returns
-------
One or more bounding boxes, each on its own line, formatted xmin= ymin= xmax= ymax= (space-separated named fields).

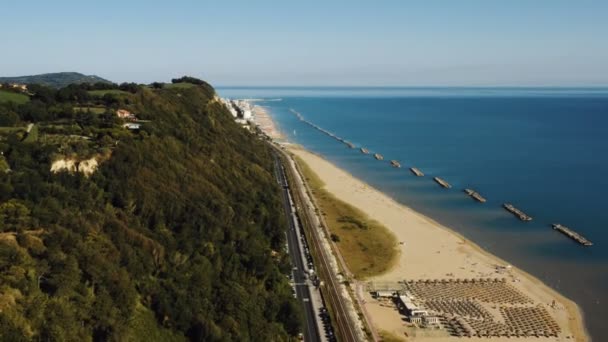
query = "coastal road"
xmin=275 ymin=147 xmax=360 ymax=342
xmin=274 ymin=154 xmax=321 ymax=342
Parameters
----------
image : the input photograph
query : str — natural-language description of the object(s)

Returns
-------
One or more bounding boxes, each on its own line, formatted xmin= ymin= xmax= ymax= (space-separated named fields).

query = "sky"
xmin=1 ymin=0 xmax=607 ymax=86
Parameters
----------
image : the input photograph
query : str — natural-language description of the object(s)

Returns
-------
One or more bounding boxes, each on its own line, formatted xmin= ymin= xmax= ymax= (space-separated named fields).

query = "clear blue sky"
xmin=1 ymin=0 xmax=607 ymax=86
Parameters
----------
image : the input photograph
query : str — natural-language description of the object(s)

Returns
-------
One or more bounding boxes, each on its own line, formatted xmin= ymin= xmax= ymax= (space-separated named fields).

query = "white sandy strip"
xmin=289 ymin=147 xmax=588 ymax=342
xmin=253 ymin=105 xmax=283 ymax=139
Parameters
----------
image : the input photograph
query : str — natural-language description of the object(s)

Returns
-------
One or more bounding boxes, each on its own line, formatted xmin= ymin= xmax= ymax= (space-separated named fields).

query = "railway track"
xmin=276 ymin=147 xmax=361 ymax=342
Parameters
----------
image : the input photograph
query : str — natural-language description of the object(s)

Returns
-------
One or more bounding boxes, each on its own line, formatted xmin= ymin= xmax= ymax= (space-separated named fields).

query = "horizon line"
xmin=214 ymin=85 xmax=608 ymax=89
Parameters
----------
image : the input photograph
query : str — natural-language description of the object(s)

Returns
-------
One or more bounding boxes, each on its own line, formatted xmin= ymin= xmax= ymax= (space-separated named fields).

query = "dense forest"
xmin=0 ymin=72 xmax=111 ymax=89
xmin=0 ymin=77 xmax=301 ymax=341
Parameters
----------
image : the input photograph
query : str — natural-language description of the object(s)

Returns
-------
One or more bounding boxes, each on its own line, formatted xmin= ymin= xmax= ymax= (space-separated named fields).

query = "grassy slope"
xmin=0 ymin=127 xmax=26 ymax=133
xmin=379 ymin=329 xmax=407 ymax=342
xmin=0 ymin=90 xmax=29 ymax=104
xmin=293 ymin=154 xmax=398 ymax=279
xmin=23 ymin=124 xmax=38 ymax=143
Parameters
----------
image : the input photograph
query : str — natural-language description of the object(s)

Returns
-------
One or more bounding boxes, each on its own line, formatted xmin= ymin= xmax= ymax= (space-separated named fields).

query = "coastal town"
xmin=220 ymin=97 xmax=283 ymax=139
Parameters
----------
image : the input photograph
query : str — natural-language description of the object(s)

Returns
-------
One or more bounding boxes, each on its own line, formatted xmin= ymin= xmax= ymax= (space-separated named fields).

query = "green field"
xmin=88 ymin=89 xmax=130 ymax=97
xmin=40 ymin=134 xmax=84 ymax=144
xmin=0 ymin=126 xmax=26 ymax=133
xmin=293 ymin=153 xmax=398 ymax=279
xmin=23 ymin=124 xmax=39 ymax=143
xmin=0 ymin=90 xmax=29 ymax=104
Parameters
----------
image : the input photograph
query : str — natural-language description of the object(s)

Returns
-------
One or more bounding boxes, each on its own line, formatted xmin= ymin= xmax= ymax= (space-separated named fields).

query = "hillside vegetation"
xmin=0 ymin=72 xmax=111 ymax=88
xmin=0 ymin=77 xmax=301 ymax=341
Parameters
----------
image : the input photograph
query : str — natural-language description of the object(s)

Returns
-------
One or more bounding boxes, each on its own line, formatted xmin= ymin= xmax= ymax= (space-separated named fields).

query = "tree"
xmin=0 ymin=106 xmax=19 ymax=126
xmin=0 ymin=199 xmax=31 ymax=232
xmin=18 ymin=100 xmax=49 ymax=121
xmin=28 ymin=84 xmax=57 ymax=104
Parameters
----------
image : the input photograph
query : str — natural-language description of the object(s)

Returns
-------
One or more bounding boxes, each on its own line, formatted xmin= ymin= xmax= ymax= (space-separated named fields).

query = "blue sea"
xmin=218 ymin=87 xmax=608 ymax=340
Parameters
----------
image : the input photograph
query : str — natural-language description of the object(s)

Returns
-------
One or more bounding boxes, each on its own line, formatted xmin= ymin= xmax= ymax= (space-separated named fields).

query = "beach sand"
xmin=253 ymin=104 xmax=284 ymax=139
xmin=289 ymin=146 xmax=588 ymax=342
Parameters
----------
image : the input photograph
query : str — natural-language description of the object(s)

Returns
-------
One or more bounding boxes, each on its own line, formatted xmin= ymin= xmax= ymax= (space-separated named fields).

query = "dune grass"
xmin=0 ymin=90 xmax=29 ymax=104
xmin=379 ymin=329 xmax=407 ymax=342
xmin=293 ymin=154 xmax=398 ymax=279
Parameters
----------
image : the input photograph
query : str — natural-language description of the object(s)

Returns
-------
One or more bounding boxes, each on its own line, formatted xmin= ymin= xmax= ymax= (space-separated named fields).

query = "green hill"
xmin=0 ymin=72 xmax=111 ymax=88
xmin=0 ymin=77 xmax=301 ymax=341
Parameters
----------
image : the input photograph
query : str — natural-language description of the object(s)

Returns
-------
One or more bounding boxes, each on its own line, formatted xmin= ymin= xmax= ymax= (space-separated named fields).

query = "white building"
xmin=242 ymin=109 xmax=253 ymax=120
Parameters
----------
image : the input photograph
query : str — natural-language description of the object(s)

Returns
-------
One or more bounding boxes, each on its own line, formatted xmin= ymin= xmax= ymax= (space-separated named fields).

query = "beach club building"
xmin=398 ymin=294 xmax=440 ymax=327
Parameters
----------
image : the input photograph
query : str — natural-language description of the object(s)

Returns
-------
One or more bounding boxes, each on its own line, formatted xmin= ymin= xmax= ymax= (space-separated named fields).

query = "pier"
xmin=464 ymin=189 xmax=487 ymax=203
xmin=410 ymin=167 xmax=424 ymax=177
xmin=552 ymin=224 xmax=593 ymax=246
xmin=503 ymin=203 xmax=532 ymax=221
xmin=433 ymin=177 xmax=452 ymax=188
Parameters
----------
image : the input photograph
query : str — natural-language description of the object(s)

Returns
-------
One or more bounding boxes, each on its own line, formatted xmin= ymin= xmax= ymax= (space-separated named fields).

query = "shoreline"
xmin=288 ymin=145 xmax=589 ymax=342
xmin=252 ymin=103 xmax=284 ymax=140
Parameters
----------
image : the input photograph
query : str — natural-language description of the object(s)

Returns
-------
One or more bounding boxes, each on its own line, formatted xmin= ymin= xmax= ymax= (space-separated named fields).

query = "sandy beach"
xmin=252 ymin=104 xmax=284 ymax=140
xmin=288 ymin=146 xmax=588 ymax=342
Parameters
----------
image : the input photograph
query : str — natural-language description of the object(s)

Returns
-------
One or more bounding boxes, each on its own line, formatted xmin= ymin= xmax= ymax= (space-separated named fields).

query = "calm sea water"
xmin=218 ymin=87 xmax=608 ymax=340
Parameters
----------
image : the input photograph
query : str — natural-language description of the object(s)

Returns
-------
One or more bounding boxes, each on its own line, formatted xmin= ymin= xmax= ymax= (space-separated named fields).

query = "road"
xmin=275 ymin=148 xmax=361 ymax=342
xmin=274 ymin=154 xmax=321 ymax=342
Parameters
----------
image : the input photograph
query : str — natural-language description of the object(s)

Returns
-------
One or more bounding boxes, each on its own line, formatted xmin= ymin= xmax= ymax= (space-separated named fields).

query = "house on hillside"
xmin=11 ymin=84 xmax=27 ymax=91
xmin=116 ymin=109 xmax=137 ymax=121
xmin=0 ymin=84 xmax=27 ymax=91
xmin=116 ymin=109 xmax=131 ymax=118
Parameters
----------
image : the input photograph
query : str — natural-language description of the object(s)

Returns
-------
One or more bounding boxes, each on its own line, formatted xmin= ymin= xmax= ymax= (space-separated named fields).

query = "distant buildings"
xmin=220 ymin=98 xmax=255 ymax=128
xmin=0 ymin=83 xmax=28 ymax=91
